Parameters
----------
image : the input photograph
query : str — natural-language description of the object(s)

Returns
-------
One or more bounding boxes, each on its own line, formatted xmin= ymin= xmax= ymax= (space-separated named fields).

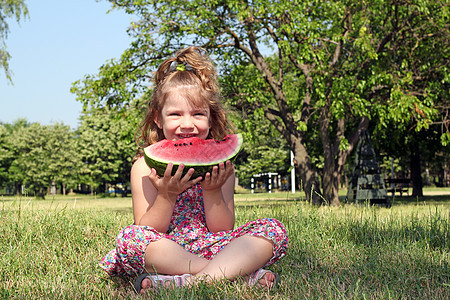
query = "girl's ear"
xmin=154 ymin=118 xmax=162 ymax=129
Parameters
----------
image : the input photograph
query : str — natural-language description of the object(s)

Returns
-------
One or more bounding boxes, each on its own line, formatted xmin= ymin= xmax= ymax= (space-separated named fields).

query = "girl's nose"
xmin=180 ymin=116 xmax=194 ymax=129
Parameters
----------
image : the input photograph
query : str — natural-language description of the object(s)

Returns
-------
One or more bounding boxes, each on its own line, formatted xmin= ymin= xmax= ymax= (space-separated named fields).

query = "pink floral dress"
xmin=100 ymin=184 xmax=288 ymax=277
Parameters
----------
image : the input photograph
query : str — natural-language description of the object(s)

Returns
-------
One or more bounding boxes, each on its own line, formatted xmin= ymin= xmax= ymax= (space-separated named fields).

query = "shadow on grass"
xmin=235 ymin=198 xmax=303 ymax=208
xmin=288 ymin=242 xmax=448 ymax=298
xmin=283 ymin=204 xmax=449 ymax=299
xmin=391 ymin=194 xmax=450 ymax=205
xmin=340 ymin=194 xmax=450 ymax=207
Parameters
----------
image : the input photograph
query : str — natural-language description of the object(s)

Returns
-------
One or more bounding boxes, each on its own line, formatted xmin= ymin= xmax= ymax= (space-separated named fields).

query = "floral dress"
xmin=100 ymin=184 xmax=289 ymax=277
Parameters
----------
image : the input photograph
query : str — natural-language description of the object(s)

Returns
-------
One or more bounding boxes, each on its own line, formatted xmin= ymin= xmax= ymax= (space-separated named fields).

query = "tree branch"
xmin=330 ymin=9 xmax=351 ymax=67
xmin=264 ymin=109 xmax=291 ymax=142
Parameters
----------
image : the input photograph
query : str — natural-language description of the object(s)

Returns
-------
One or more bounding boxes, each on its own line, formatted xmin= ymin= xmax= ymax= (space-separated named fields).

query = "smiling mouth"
xmin=177 ymin=134 xmax=197 ymax=139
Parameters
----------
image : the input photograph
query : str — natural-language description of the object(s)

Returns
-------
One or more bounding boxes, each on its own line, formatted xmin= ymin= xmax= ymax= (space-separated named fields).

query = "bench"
xmin=385 ymin=178 xmax=411 ymax=196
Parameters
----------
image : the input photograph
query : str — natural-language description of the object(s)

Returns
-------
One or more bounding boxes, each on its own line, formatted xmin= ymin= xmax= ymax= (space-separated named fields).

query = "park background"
xmin=1 ymin=1 xmax=449 ymax=299
xmin=1 ymin=0 xmax=448 ymax=204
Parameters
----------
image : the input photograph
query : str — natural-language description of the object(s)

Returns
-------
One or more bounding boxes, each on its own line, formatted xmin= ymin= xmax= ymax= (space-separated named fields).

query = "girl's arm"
xmin=201 ymin=161 xmax=236 ymax=233
xmin=131 ymin=157 xmax=201 ymax=232
xmin=131 ymin=158 xmax=174 ymax=231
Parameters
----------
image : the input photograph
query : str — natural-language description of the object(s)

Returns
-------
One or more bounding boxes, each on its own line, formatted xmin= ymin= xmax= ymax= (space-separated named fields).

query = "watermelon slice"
xmin=143 ymin=133 xmax=243 ymax=178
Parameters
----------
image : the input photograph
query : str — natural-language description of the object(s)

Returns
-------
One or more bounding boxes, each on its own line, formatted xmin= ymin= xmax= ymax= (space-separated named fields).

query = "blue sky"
xmin=0 ymin=0 xmax=133 ymax=129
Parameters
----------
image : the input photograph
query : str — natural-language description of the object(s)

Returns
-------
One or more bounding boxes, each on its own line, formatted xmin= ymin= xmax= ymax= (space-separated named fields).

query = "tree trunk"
xmin=321 ymin=123 xmax=341 ymax=206
xmin=293 ymin=139 xmax=323 ymax=205
xmin=291 ymin=116 xmax=368 ymax=206
xmin=38 ymin=188 xmax=45 ymax=199
xmin=410 ymin=147 xmax=423 ymax=197
xmin=322 ymin=165 xmax=340 ymax=206
xmin=425 ymin=167 xmax=431 ymax=186
xmin=444 ymin=161 xmax=448 ymax=187
xmin=318 ymin=110 xmax=343 ymax=206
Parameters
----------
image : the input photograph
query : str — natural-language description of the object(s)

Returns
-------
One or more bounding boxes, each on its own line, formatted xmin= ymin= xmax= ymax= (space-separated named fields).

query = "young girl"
xmin=100 ymin=46 xmax=288 ymax=293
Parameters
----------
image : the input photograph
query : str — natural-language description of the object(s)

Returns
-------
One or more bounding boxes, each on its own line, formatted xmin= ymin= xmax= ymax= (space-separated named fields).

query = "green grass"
xmin=1 ymin=190 xmax=449 ymax=299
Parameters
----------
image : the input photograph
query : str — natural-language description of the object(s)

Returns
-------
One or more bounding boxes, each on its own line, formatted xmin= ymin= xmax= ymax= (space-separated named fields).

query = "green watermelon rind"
xmin=143 ymin=134 xmax=243 ymax=178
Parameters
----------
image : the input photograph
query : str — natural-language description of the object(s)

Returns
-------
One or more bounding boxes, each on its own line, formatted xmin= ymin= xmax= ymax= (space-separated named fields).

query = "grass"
xmin=1 ymin=189 xmax=449 ymax=299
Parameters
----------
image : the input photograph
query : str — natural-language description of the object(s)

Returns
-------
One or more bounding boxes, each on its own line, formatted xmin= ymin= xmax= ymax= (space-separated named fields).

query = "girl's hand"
xmin=201 ymin=160 xmax=234 ymax=192
xmin=148 ymin=163 xmax=202 ymax=199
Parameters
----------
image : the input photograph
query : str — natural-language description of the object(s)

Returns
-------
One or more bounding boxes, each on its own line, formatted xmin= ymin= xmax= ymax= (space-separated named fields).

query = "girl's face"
xmin=156 ymin=90 xmax=210 ymax=141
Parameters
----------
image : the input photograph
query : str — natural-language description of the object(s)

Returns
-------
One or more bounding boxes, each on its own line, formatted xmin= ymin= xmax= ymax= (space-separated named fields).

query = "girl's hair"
xmin=134 ymin=46 xmax=234 ymax=160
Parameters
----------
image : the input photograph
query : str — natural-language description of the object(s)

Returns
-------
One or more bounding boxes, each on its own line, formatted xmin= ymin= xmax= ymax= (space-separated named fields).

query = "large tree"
xmin=0 ymin=0 xmax=28 ymax=82
xmin=72 ymin=0 xmax=448 ymax=204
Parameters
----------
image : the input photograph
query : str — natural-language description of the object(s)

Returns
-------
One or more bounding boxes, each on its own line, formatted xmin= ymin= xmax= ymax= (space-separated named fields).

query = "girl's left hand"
xmin=201 ymin=160 xmax=234 ymax=192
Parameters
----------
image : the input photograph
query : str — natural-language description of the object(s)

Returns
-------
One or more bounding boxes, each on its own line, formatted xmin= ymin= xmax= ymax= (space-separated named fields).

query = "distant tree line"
xmin=0 ymin=106 xmax=138 ymax=198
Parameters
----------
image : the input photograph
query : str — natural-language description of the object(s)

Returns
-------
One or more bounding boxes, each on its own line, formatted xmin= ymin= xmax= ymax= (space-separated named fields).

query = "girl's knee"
xmin=258 ymin=218 xmax=289 ymax=265
xmin=257 ymin=218 xmax=289 ymax=252
xmin=114 ymin=225 xmax=158 ymax=276
xmin=264 ymin=218 xmax=288 ymax=238
xmin=115 ymin=225 xmax=154 ymax=254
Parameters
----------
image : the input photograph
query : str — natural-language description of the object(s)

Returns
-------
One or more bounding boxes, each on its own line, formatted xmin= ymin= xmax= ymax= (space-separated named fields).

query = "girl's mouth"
xmin=177 ymin=134 xmax=197 ymax=139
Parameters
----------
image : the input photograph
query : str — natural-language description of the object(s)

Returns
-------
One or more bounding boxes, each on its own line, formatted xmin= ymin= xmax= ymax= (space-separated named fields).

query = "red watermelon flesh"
xmin=143 ymin=133 xmax=243 ymax=178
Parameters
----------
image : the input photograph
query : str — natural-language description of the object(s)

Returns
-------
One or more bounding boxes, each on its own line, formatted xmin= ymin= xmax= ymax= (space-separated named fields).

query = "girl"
xmin=100 ymin=46 xmax=288 ymax=293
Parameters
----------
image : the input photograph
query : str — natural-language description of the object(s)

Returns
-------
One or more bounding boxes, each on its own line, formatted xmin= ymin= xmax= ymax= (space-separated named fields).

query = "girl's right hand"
xmin=148 ymin=163 xmax=202 ymax=199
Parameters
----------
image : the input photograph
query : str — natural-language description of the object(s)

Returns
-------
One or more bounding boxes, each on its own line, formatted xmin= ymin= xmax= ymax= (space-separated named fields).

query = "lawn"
xmin=1 ymin=188 xmax=449 ymax=299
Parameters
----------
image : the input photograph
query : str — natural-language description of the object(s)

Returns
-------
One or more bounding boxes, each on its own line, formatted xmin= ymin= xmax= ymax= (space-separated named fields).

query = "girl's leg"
xmin=144 ymin=238 xmax=209 ymax=275
xmin=194 ymin=234 xmax=274 ymax=284
xmin=140 ymin=238 xmax=210 ymax=293
xmin=139 ymin=235 xmax=277 ymax=292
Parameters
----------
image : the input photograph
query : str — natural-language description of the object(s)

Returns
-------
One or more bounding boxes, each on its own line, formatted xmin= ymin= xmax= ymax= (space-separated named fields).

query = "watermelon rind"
xmin=143 ymin=134 xmax=243 ymax=179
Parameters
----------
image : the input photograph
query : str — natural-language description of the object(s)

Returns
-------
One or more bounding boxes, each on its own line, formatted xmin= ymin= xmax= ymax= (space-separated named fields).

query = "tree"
xmin=75 ymin=106 xmax=137 ymax=195
xmin=45 ymin=123 xmax=79 ymax=195
xmin=3 ymin=121 xmax=76 ymax=198
xmin=369 ymin=0 xmax=449 ymax=196
xmin=0 ymin=0 xmax=28 ymax=82
xmin=72 ymin=0 xmax=448 ymax=204
xmin=0 ymin=119 xmax=29 ymax=193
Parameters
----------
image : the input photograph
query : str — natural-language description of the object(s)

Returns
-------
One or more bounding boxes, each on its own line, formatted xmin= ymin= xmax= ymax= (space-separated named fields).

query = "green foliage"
xmin=71 ymin=52 xmax=150 ymax=111
xmin=75 ymin=106 xmax=138 ymax=192
xmin=0 ymin=120 xmax=77 ymax=197
xmin=0 ymin=119 xmax=28 ymax=189
xmin=69 ymin=0 xmax=449 ymax=204
xmin=0 ymin=0 xmax=28 ymax=82
xmin=0 ymin=104 xmax=141 ymax=196
xmin=442 ymin=132 xmax=450 ymax=147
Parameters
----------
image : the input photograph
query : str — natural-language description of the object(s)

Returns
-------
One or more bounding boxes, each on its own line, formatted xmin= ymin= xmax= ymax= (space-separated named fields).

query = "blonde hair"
xmin=134 ymin=46 xmax=234 ymax=160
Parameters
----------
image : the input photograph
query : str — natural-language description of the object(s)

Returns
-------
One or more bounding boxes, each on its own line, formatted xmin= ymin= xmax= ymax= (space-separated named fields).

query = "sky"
xmin=0 ymin=0 xmax=134 ymax=129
